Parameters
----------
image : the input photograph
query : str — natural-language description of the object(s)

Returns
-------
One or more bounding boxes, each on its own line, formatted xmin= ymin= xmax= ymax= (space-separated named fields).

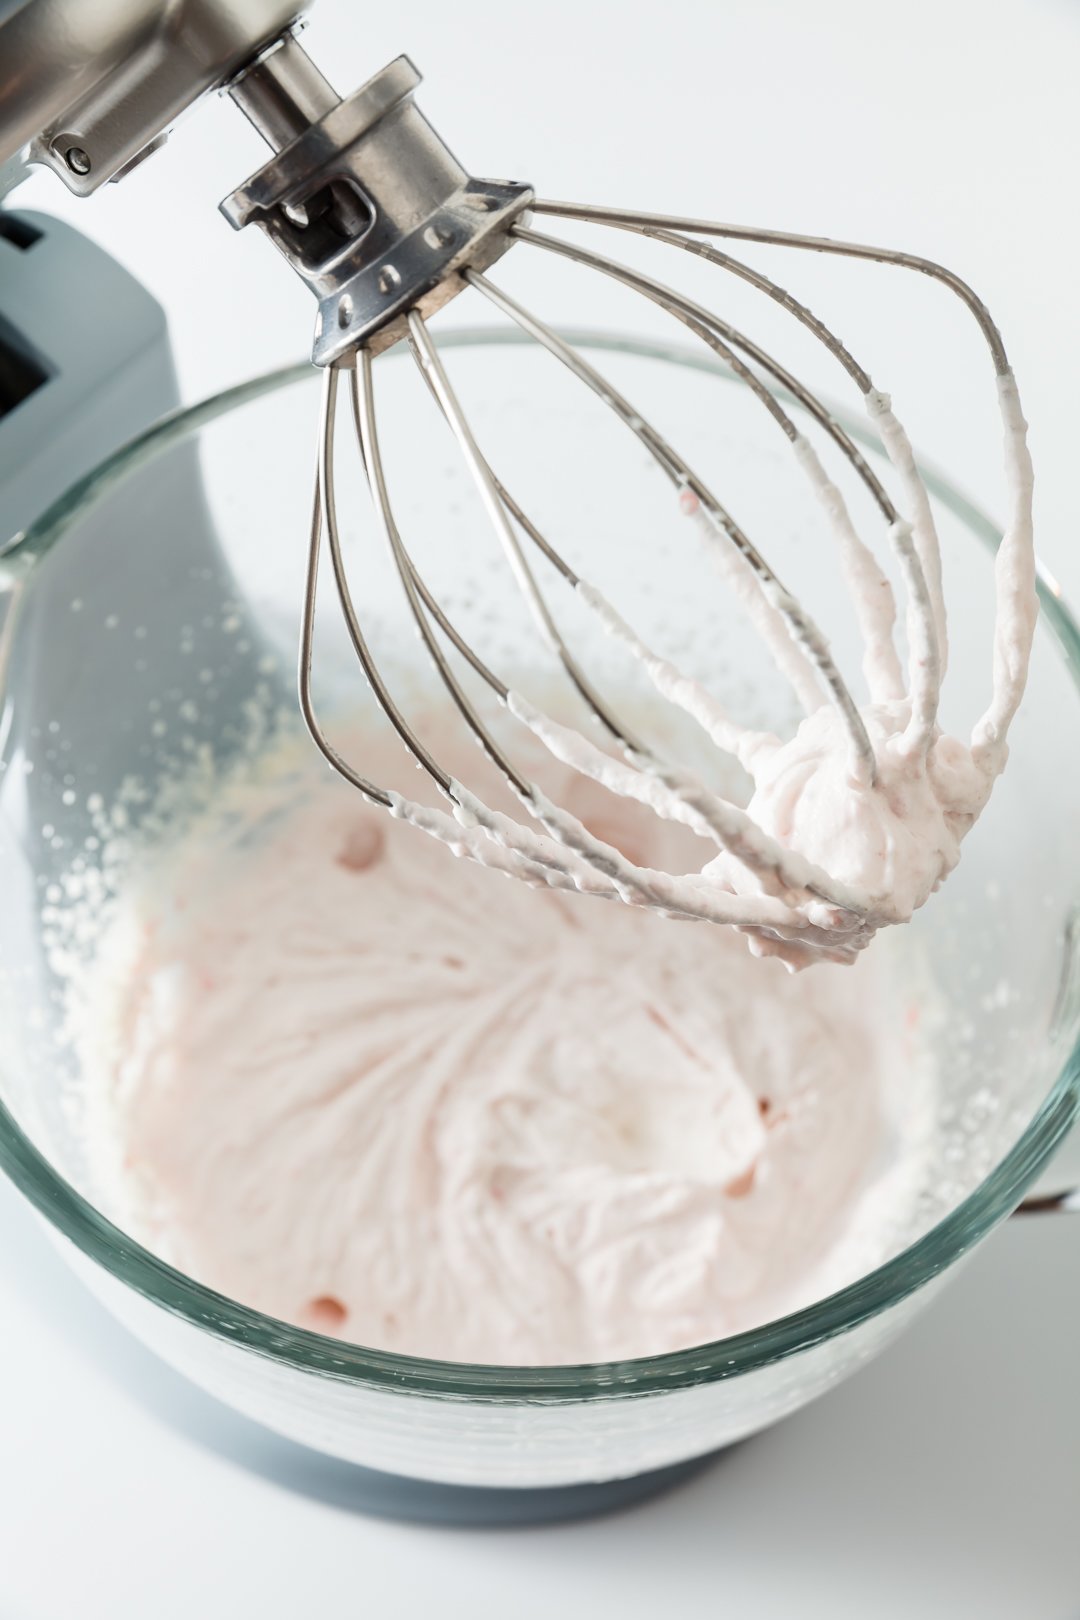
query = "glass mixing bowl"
xmin=1 ymin=329 xmax=1079 ymax=1497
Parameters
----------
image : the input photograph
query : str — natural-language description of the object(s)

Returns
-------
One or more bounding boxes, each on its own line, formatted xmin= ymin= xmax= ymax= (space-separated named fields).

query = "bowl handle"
xmin=1015 ymin=1187 xmax=1080 ymax=1216
xmin=1014 ymin=1108 xmax=1080 ymax=1214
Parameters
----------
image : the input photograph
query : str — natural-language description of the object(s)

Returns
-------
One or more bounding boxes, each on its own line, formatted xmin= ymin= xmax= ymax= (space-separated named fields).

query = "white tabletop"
xmin=6 ymin=0 xmax=1080 ymax=1612
xmin=3 ymin=1175 xmax=1079 ymax=1618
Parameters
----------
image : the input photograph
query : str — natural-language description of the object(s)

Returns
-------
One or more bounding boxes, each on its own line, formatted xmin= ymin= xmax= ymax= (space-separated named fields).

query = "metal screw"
xmin=377 ymin=265 xmax=401 ymax=294
xmin=64 ymin=147 xmax=91 ymax=176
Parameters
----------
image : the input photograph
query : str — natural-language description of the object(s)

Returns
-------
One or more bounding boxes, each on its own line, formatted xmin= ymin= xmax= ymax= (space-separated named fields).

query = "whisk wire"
xmin=514 ymin=224 xmax=911 ymax=711
xmin=530 ymin=208 xmax=959 ymax=689
xmin=402 ymin=315 xmax=647 ymax=757
xmin=298 ymin=368 xmax=393 ymax=808
xmin=528 ymin=214 xmax=956 ymax=753
xmin=320 ymin=361 xmax=454 ymax=794
xmin=465 ymin=266 xmax=878 ymax=784
xmin=527 ymin=201 xmax=1010 ymax=373
xmin=353 ymin=343 xmax=530 ymax=799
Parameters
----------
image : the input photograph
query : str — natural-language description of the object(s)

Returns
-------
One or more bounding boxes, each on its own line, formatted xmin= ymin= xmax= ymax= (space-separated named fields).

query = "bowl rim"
xmin=2 ymin=326 xmax=1078 ymax=1402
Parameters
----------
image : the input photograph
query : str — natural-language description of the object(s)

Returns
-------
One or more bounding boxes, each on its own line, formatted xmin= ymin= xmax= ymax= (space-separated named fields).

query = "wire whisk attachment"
xmin=223 ymin=46 xmax=1036 ymax=967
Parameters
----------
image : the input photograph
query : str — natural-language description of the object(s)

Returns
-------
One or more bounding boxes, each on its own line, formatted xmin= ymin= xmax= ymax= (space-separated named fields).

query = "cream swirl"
xmin=76 ymin=730 xmax=936 ymax=1364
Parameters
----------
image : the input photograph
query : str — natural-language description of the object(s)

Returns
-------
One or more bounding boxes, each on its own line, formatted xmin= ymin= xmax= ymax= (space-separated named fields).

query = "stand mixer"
xmin=0 ymin=0 xmax=1037 ymax=968
xmin=1 ymin=6 xmax=1079 ymax=1523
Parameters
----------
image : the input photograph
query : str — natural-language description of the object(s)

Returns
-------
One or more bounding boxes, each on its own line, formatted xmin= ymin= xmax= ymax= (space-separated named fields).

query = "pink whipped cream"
xmin=75 ymin=729 xmax=936 ymax=1365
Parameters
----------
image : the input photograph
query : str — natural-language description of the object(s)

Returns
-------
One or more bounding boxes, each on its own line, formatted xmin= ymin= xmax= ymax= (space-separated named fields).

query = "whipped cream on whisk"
xmin=374 ymin=368 xmax=1035 ymax=969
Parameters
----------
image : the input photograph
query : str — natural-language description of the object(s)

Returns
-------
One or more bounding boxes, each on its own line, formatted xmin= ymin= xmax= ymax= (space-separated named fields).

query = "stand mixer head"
xmin=0 ymin=0 xmax=1038 ymax=966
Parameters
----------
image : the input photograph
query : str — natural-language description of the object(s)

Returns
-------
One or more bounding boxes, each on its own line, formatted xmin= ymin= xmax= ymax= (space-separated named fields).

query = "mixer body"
xmin=0 ymin=207 xmax=286 ymax=862
xmin=0 ymin=211 xmax=177 ymax=539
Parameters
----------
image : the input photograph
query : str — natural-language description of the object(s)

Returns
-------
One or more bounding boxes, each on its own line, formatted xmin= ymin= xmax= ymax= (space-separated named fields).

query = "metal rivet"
xmin=377 ymin=265 xmax=401 ymax=294
xmin=65 ymin=147 xmax=91 ymax=176
xmin=337 ymin=296 xmax=354 ymax=329
xmin=424 ymin=224 xmax=454 ymax=249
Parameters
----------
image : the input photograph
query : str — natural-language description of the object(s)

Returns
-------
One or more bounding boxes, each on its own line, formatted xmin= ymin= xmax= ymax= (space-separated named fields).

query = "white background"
xmin=6 ymin=0 xmax=1080 ymax=1613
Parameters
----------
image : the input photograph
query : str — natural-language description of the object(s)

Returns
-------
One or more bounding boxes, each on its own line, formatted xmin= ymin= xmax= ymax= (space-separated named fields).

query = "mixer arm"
xmin=0 ymin=0 xmax=533 ymax=363
xmin=0 ymin=0 xmax=303 ymax=194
